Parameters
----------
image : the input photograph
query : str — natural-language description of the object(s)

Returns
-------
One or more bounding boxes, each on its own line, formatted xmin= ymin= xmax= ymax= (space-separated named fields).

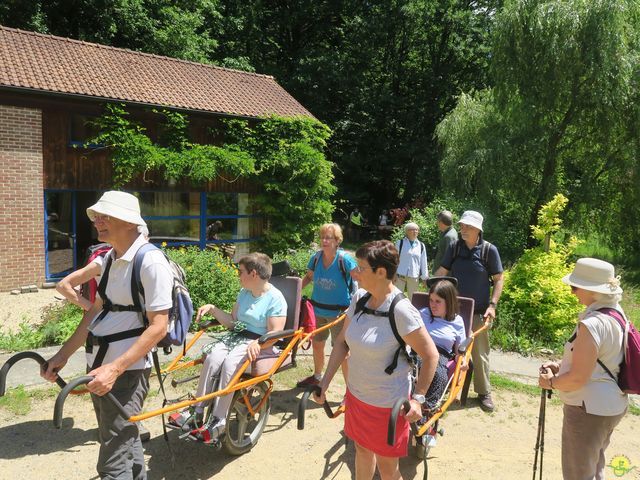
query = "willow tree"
xmin=437 ymin=0 xmax=640 ymax=253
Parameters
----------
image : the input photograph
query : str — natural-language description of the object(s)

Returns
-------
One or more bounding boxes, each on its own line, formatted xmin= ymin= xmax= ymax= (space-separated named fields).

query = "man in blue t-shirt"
xmin=296 ymin=223 xmax=357 ymax=388
xmin=436 ymin=210 xmax=504 ymax=412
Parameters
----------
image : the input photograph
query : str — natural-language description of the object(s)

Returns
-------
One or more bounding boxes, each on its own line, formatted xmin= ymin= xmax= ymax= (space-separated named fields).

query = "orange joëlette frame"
xmin=412 ymin=318 xmax=492 ymax=437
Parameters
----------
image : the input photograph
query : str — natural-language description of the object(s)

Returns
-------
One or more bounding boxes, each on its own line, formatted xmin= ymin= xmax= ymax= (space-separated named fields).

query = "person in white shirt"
xmin=42 ymin=192 xmax=172 ymax=480
xmin=538 ymin=258 xmax=628 ymax=480
xmin=394 ymin=222 xmax=428 ymax=300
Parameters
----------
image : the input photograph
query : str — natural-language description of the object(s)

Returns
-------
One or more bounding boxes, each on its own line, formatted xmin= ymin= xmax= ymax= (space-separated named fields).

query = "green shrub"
xmin=166 ymin=246 xmax=240 ymax=327
xmin=39 ymin=303 xmax=84 ymax=345
xmin=0 ymin=303 xmax=83 ymax=352
xmin=495 ymin=194 xmax=582 ymax=353
xmin=273 ymin=247 xmax=316 ymax=277
xmin=495 ymin=248 xmax=581 ymax=352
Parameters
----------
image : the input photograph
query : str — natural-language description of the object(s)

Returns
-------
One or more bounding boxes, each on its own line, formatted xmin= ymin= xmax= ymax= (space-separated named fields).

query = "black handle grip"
xmin=258 ymin=329 xmax=296 ymax=345
xmin=53 ymin=376 xmax=129 ymax=429
xmin=0 ymin=351 xmax=67 ymax=396
xmin=387 ymin=398 xmax=413 ymax=446
xmin=297 ymin=385 xmax=336 ymax=430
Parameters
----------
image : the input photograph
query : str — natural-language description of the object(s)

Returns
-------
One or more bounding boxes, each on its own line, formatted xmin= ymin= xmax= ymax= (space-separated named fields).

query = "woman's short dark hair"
xmin=355 ymin=240 xmax=398 ymax=280
xmin=429 ymin=279 xmax=459 ymax=321
xmin=239 ymin=253 xmax=272 ymax=280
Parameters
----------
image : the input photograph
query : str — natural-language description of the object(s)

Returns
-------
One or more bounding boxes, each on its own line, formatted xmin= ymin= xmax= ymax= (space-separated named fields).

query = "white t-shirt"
xmin=87 ymin=234 xmax=173 ymax=370
xmin=344 ymin=288 xmax=424 ymax=407
xmin=559 ymin=302 xmax=628 ymax=416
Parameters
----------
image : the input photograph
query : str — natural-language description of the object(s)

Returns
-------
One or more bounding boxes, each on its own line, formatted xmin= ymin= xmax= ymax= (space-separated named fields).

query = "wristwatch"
xmin=412 ymin=393 xmax=426 ymax=404
xmin=489 ymin=301 xmax=497 ymax=307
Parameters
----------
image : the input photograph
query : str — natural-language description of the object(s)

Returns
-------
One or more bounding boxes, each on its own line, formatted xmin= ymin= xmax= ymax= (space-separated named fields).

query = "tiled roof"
xmin=0 ymin=25 xmax=313 ymax=119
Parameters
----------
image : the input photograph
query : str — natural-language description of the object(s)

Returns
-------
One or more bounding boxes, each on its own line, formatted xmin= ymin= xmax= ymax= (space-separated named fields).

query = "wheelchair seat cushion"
xmin=250 ymin=347 xmax=292 ymax=376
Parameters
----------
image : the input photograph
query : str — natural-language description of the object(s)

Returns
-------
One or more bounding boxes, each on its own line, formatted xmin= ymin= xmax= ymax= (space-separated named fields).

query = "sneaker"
xmin=139 ymin=422 xmax=151 ymax=443
xmin=478 ymin=393 xmax=495 ymax=412
xmin=191 ymin=417 xmax=225 ymax=444
xmin=296 ymin=374 xmax=320 ymax=388
xmin=168 ymin=409 xmax=203 ymax=432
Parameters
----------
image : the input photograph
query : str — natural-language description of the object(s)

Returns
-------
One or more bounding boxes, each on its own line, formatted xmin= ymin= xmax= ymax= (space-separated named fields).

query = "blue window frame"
xmin=44 ymin=189 xmax=263 ymax=281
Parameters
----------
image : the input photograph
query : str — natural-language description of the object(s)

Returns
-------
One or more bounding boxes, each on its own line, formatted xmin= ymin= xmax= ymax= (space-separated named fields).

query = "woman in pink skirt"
xmin=315 ymin=240 xmax=439 ymax=479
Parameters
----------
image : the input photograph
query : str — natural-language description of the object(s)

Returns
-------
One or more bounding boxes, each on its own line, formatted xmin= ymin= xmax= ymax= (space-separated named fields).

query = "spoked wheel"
xmin=223 ymin=381 xmax=271 ymax=455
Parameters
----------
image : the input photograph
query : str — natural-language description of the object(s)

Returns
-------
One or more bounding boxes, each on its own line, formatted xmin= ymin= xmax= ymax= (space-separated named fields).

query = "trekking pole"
xmin=539 ymin=389 xmax=551 ymax=480
xmin=532 ymin=387 xmax=552 ymax=480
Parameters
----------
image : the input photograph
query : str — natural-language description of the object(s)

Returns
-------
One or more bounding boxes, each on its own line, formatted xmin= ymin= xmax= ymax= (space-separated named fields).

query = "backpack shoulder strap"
xmin=397 ymin=238 xmax=404 ymax=256
xmin=131 ymin=243 xmax=160 ymax=326
xmin=451 ymin=239 xmax=462 ymax=264
xmin=97 ymin=253 xmax=114 ymax=305
xmin=354 ymin=292 xmax=372 ymax=316
xmin=594 ymin=308 xmax=626 ymax=382
xmin=311 ymin=251 xmax=322 ymax=272
xmin=337 ymin=251 xmax=352 ymax=291
xmin=481 ymin=240 xmax=492 ymax=271
xmin=385 ymin=293 xmax=408 ymax=375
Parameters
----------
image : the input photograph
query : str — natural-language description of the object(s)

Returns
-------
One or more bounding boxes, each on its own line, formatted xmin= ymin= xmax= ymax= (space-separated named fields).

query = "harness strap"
xmin=354 ymin=292 xmax=410 ymax=375
xmin=309 ymin=298 xmax=350 ymax=312
xmin=86 ymin=328 xmax=146 ymax=370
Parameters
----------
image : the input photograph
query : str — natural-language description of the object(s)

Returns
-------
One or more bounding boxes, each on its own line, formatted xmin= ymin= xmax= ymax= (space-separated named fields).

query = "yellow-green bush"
xmin=494 ymin=194 xmax=582 ymax=353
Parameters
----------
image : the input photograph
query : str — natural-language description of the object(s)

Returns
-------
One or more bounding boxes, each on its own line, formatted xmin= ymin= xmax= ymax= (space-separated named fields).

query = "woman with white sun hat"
xmin=538 ymin=257 xmax=628 ymax=479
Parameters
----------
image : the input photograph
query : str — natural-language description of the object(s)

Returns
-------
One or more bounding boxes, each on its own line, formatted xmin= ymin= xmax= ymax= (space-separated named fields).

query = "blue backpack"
xmin=95 ymin=243 xmax=194 ymax=362
xmin=131 ymin=243 xmax=194 ymax=352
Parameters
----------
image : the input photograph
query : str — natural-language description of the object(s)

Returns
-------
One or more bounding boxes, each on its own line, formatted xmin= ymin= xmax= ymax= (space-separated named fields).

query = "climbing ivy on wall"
xmin=88 ymin=103 xmax=335 ymax=253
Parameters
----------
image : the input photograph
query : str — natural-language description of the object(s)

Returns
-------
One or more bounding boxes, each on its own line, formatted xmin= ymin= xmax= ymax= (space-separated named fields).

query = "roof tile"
xmin=0 ymin=25 xmax=313 ymax=119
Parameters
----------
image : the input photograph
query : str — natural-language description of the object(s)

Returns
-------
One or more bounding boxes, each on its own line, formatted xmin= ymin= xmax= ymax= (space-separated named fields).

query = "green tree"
xmin=215 ymin=0 xmax=500 ymax=210
xmin=437 ymin=0 xmax=640 ymax=255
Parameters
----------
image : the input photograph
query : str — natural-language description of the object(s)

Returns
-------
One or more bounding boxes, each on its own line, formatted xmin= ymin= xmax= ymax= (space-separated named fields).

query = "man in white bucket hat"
xmin=42 ymin=191 xmax=173 ymax=479
xmin=436 ymin=210 xmax=504 ymax=412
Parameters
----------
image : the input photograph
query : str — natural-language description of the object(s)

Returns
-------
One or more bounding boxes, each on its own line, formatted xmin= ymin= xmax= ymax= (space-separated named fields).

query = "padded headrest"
xmin=271 ymin=261 xmax=293 ymax=277
xmin=270 ymin=275 xmax=302 ymax=330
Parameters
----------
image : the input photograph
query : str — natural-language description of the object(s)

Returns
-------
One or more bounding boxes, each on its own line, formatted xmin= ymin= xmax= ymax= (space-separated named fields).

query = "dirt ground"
xmin=0 ymin=288 xmax=62 ymax=333
xmin=0 ymin=360 xmax=639 ymax=480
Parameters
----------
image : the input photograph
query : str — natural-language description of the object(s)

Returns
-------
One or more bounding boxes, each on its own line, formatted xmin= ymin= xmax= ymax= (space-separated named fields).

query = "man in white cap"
xmin=436 ymin=210 xmax=504 ymax=412
xmin=394 ymin=222 xmax=428 ymax=300
xmin=41 ymin=191 xmax=173 ymax=479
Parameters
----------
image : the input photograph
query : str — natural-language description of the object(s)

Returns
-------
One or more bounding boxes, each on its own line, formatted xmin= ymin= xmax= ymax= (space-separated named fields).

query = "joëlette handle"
xmin=297 ymin=384 xmax=335 ymax=430
xmin=0 ymin=351 xmax=67 ymax=396
xmin=388 ymin=398 xmax=419 ymax=446
xmin=53 ymin=375 xmax=129 ymax=428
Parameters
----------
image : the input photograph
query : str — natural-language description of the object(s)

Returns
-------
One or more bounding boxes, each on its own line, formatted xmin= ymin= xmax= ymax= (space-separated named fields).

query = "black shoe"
xmin=478 ymin=393 xmax=495 ymax=412
xmin=139 ymin=422 xmax=151 ymax=442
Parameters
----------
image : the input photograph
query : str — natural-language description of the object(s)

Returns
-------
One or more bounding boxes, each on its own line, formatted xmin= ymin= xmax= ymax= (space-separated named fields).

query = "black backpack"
xmin=450 ymin=239 xmax=494 ymax=283
xmin=353 ymin=292 xmax=417 ymax=374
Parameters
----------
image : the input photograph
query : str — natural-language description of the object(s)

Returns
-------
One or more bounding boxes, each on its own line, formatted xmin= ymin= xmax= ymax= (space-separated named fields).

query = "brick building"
xmin=0 ymin=26 xmax=313 ymax=291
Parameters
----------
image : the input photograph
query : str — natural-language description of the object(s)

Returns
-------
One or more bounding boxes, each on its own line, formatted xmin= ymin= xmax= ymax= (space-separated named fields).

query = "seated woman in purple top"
xmin=419 ymin=278 xmax=468 ymax=409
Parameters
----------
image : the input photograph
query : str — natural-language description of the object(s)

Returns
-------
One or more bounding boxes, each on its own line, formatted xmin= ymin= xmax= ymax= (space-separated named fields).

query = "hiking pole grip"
xmin=53 ymin=376 xmax=129 ymax=428
xmin=297 ymin=385 xmax=335 ymax=430
xmin=0 ymin=351 xmax=67 ymax=396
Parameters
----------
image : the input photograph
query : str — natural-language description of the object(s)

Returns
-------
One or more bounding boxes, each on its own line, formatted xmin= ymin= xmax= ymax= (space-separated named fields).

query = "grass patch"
xmin=0 ymin=385 xmax=31 ymax=415
xmin=0 ymin=303 xmax=83 ymax=352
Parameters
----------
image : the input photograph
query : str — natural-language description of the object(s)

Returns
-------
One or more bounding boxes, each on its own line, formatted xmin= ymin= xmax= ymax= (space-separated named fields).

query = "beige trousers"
xmin=394 ymin=275 xmax=420 ymax=300
xmin=561 ymin=404 xmax=626 ymax=480
xmin=471 ymin=313 xmax=491 ymax=395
